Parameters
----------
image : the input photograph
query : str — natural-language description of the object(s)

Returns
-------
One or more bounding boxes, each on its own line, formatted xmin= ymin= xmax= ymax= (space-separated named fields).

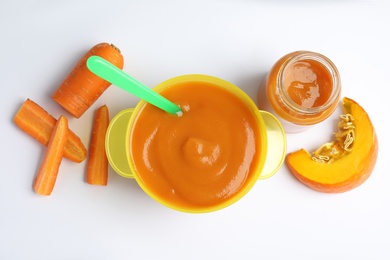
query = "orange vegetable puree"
xmin=283 ymin=59 xmax=332 ymax=109
xmin=130 ymin=82 xmax=262 ymax=209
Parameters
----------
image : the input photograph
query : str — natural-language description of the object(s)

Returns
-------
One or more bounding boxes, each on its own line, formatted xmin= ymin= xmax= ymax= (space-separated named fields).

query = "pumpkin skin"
xmin=286 ymin=97 xmax=378 ymax=193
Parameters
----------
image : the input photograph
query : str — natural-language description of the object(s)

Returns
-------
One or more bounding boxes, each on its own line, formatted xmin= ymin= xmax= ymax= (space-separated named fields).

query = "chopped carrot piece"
xmin=87 ymin=105 xmax=109 ymax=185
xmin=14 ymin=99 xmax=87 ymax=163
xmin=33 ymin=116 xmax=68 ymax=196
xmin=52 ymin=43 xmax=124 ymax=118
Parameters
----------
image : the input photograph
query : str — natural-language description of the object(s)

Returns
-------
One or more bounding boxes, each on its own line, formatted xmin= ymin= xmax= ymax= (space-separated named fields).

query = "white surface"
xmin=1 ymin=1 xmax=389 ymax=259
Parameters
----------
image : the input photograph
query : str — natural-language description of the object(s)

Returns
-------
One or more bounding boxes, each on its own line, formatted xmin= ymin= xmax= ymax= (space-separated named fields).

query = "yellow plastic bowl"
xmin=106 ymin=74 xmax=286 ymax=213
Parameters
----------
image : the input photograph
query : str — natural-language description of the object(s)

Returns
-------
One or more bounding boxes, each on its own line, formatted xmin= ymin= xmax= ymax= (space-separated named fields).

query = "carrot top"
xmin=52 ymin=42 xmax=124 ymax=118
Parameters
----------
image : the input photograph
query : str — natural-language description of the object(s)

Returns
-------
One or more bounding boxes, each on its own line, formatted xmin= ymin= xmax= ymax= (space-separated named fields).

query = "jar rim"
xmin=277 ymin=51 xmax=341 ymax=115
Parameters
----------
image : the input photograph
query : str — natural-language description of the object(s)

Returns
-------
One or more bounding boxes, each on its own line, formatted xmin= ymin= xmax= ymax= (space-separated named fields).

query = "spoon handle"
xmin=87 ymin=55 xmax=182 ymax=115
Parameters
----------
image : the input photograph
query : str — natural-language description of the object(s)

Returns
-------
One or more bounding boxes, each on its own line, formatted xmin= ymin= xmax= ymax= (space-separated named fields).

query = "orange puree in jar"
xmin=129 ymin=81 xmax=262 ymax=211
xmin=283 ymin=59 xmax=333 ymax=109
xmin=264 ymin=51 xmax=341 ymax=130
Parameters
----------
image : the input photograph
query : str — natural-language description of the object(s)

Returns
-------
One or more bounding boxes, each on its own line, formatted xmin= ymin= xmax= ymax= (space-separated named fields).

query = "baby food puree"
xmin=106 ymin=74 xmax=286 ymax=213
xmin=259 ymin=51 xmax=341 ymax=133
xmin=130 ymin=79 xmax=264 ymax=212
xmin=283 ymin=59 xmax=333 ymax=109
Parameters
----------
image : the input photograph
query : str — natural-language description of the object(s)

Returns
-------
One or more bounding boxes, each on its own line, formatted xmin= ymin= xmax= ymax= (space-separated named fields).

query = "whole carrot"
xmin=33 ymin=115 xmax=68 ymax=196
xmin=52 ymin=43 xmax=124 ymax=118
xmin=87 ymin=105 xmax=109 ymax=185
xmin=14 ymin=99 xmax=87 ymax=163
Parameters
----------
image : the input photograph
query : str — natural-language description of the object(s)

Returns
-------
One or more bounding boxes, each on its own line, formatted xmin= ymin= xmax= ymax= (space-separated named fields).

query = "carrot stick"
xmin=52 ymin=42 xmax=124 ymax=118
xmin=33 ymin=115 xmax=68 ymax=196
xmin=14 ymin=99 xmax=87 ymax=163
xmin=87 ymin=105 xmax=109 ymax=185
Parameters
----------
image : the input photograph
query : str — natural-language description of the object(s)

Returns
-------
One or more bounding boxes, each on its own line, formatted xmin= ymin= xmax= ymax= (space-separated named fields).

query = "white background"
xmin=1 ymin=0 xmax=389 ymax=259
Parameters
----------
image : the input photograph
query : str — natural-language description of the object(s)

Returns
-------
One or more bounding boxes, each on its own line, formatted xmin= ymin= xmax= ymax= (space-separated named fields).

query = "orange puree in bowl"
xmin=129 ymin=81 xmax=262 ymax=210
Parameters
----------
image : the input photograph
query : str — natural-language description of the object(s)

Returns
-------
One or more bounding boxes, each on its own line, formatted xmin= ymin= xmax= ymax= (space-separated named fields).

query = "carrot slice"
xmin=14 ymin=99 xmax=87 ymax=163
xmin=52 ymin=43 xmax=124 ymax=118
xmin=33 ymin=115 xmax=68 ymax=196
xmin=87 ymin=105 xmax=109 ymax=185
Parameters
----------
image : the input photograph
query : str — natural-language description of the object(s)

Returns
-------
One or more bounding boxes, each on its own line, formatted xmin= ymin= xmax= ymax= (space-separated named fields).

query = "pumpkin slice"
xmin=286 ymin=97 xmax=378 ymax=193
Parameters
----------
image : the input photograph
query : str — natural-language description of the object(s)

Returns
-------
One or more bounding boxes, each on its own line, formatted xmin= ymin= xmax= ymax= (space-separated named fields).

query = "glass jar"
xmin=258 ymin=51 xmax=341 ymax=133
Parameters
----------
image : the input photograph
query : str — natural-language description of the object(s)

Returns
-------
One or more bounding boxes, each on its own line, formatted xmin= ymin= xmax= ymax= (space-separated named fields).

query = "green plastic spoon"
xmin=86 ymin=55 xmax=182 ymax=116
